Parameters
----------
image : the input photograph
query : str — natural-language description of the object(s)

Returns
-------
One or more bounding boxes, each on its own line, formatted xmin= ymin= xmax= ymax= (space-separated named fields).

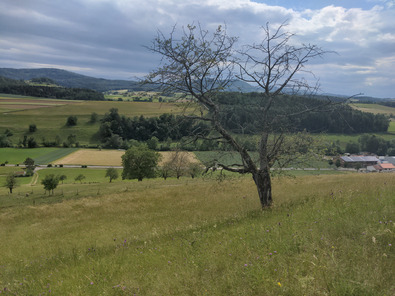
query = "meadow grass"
xmin=0 ymin=147 xmax=74 ymax=164
xmin=388 ymin=121 xmax=395 ymax=134
xmin=350 ymin=103 xmax=395 ymax=117
xmin=0 ymin=95 xmax=185 ymax=145
xmin=195 ymin=151 xmax=335 ymax=169
xmin=0 ymin=173 xmax=393 ymax=295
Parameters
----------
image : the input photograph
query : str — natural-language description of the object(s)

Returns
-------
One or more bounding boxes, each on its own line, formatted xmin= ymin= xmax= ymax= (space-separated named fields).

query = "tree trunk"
xmin=9 ymin=188 xmax=12 ymax=194
xmin=252 ymin=168 xmax=272 ymax=209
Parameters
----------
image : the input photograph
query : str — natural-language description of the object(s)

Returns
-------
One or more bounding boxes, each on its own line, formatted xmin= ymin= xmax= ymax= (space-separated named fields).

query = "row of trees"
xmin=98 ymin=108 xmax=209 ymax=149
xmin=121 ymin=144 xmax=202 ymax=181
xmin=345 ymin=135 xmax=395 ymax=155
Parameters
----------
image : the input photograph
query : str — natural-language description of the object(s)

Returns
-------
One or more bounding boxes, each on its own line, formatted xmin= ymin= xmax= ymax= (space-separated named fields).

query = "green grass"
xmin=0 ymin=173 xmax=393 ymax=295
xmin=37 ymin=167 xmax=122 ymax=184
xmin=388 ymin=121 xmax=395 ymax=134
xmin=0 ymin=147 xmax=78 ymax=164
xmin=33 ymin=148 xmax=78 ymax=164
xmin=194 ymin=151 xmax=335 ymax=169
xmin=351 ymin=103 xmax=395 ymax=116
xmin=0 ymin=148 xmax=61 ymax=164
xmin=0 ymin=94 xmax=186 ymax=145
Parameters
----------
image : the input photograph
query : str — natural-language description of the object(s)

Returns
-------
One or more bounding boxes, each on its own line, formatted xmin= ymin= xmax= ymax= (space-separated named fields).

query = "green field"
xmin=0 ymin=147 xmax=78 ymax=164
xmin=0 ymin=173 xmax=393 ymax=295
xmin=0 ymin=94 xmax=186 ymax=146
xmin=388 ymin=121 xmax=395 ymax=133
xmin=351 ymin=103 xmax=395 ymax=117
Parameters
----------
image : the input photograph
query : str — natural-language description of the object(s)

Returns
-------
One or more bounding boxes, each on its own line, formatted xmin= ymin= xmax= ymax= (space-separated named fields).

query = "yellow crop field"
xmin=159 ymin=151 xmax=200 ymax=164
xmin=54 ymin=149 xmax=200 ymax=166
xmin=54 ymin=149 xmax=125 ymax=166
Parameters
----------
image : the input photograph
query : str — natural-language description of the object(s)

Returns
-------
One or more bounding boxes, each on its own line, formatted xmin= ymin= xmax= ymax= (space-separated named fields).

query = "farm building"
xmin=379 ymin=156 xmax=395 ymax=165
xmin=340 ymin=155 xmax=379 ymax=168
xmin=373 ymin=163 xmax=395 ymax=172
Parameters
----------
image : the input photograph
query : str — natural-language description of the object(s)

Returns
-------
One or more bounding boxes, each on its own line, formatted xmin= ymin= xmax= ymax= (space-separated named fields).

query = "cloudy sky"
xmin=1 ymin=0 xmax=394 ymax=98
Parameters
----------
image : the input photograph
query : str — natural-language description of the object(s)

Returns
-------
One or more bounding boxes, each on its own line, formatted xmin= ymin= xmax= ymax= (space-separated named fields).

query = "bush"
xmin=29 ymin=124 xmax=37 ymax=133
xmin=66 ymin=115 xmax=78 ymax=126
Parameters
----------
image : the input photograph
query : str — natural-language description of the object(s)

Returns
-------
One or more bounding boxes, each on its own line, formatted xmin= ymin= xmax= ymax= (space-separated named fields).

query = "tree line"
xmin=0 ymin=76 xmax=104 ymax=100
xmin=98 ymin=108 xmax=210 ymax=149
xmin=214 ymin=92 xmax=389 ymax=134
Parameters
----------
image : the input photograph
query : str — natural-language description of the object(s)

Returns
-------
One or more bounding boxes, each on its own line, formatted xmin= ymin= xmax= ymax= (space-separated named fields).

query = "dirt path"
xmin=29 ymin=167 xmax=44 ymax=186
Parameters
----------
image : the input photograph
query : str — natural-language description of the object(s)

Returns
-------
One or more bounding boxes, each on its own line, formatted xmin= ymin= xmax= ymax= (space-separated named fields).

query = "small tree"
xmin=41 ymin=174 xmax=59 ymax=195
xmin=122 ymin=144 xmax=161 ymax=181
xmin=24 ymin=157 xmax=35 ymax=171
xmin=4 ymin=173 xmax=17 ymax=194
xmin=159 ymin=162 xmax=172 ymax=180
xmin=66 ymin=115 xmax=78 ymax=126
xmin=89 ymin=112 xmax=99 ymax=123
xmin=105 ymin=168 xmax=119 ymax=183
xmin=165 ymin=149 xmax=190 ymax=179
xmin=29 ymin=124 xmax=37 ymax=133
xmin=188 ymin=162 xmax=202 ymax=179
xmin=75 ymin=174 xmax=86 ymax=183
xmin=147 ymin=136 xmax=159 ymax=150
xmin=59 ymin=174 xmax=67 ymax=184
xmin=27 ymin=137 xmax=37 ymax=148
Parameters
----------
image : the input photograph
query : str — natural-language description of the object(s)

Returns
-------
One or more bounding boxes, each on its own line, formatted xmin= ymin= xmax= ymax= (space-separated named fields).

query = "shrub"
xmin=66 ymin=115 xmax=78 ymax=126
xmin=29 ymin=124 xmax=37 ymax=133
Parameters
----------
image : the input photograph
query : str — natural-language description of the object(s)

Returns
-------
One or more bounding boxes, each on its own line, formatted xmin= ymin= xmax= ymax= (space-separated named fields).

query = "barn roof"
xmin=341 ymin=156 xmax=379 ymax=162
xmin=379 ymin=163 xmax=395 ymax=169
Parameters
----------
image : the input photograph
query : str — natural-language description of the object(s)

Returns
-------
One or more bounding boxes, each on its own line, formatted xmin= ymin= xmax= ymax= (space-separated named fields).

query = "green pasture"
xmin=351 ymin=103 xmax=395 ymax=117
xmin=194 ymin=151 xmax=335 ymax=168
xmin=0 ymin=94 xmax=185 ymax=145
xmin=36 ymin=167 xmax=123 ymax=185
xmin=0 ymin=147 xmax=77 ymax=164
xmin=0 ymin=166 xmax=33 ymax=188
xmin=388 ymin=121 xmax=395 ymax=134
xmin=0 ymin=173 xmax=393 ymax=295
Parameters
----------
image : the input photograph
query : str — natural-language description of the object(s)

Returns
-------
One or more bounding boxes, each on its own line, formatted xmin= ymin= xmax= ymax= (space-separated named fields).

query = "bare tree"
xmin=146 ymin=23 xmax=330 ymax=209
xmin=164 ymin=149 xmax=191 ymax=179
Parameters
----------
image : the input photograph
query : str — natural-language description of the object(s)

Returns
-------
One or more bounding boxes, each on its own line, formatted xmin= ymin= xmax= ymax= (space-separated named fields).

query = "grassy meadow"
xmin=0 ymin=172 xmax=394 ymax=295
xmin=0 ymin=94 xmax=185 ymax=146
xmin=0 ymin=147 xmax=78 ymax=164
xmin=350 ymin=103 xmax=395 ymax=118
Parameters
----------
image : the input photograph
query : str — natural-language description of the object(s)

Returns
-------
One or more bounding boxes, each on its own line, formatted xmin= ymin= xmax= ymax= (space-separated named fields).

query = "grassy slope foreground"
xmin=0 ymin=173 xmax=393 ymax=295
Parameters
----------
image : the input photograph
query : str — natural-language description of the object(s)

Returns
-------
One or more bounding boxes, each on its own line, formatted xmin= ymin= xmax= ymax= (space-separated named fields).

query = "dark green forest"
xmin=0 ymin=76 xmax=104 ymax=100
xmin=213 ymin=92 xmax=389 ymax=134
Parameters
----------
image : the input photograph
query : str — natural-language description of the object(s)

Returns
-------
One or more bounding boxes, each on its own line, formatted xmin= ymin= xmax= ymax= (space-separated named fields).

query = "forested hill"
xmin=0 ymin=68 xmax=259 ymax=93
xmin=214 ymin=92 xmax=390 ymax=134
xmin=0 ymin=68 xmax=147 ymax=92
xmin=0 ymin=76 xmax=105 ymax=101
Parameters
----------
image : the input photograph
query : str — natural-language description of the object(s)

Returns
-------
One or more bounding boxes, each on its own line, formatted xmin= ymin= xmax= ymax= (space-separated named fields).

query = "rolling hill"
xmin=0 ymin=68 xmax=259 ymax=93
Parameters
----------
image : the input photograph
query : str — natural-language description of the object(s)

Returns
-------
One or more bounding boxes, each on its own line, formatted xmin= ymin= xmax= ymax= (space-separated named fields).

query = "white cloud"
xmin=0 ymin=0 xmax=394 ymax=97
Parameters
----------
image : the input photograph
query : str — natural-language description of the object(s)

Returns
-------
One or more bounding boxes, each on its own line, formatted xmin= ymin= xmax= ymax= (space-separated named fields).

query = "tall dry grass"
xmin=0 ymin=173 xmax=394 ymax=295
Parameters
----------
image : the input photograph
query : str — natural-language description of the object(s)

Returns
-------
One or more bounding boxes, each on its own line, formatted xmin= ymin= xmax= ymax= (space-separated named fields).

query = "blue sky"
xmin=1 ymin=0 xmax=394 ymax=98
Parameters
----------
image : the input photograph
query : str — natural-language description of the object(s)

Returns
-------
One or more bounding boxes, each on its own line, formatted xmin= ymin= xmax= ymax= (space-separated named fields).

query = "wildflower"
xmin=90 ymin=282 xmax=94 ymax=285
xmin=389 ymin=244 xmax=392 ymax=247
xmin=244 ymin=264 xmax=248 ymax=267
xmin=277 ymin=282 xmax=282 ymax=287
xmin=269 ymin=253 xmax=273 ymax=256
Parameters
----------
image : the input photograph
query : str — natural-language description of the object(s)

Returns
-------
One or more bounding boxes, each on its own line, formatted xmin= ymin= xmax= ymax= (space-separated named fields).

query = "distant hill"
xmin=0 ymin=68 xmax=146 ymax=92
xmin=0 ymin=68 xmax=260 ymax=93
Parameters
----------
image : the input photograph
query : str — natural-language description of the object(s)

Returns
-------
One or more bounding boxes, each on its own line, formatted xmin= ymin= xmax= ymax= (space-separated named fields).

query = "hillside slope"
xmin=0 ymin=68 xmax=259 ymax=93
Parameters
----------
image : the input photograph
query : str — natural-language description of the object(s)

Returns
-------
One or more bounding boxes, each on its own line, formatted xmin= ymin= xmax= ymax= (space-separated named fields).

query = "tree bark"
xmin=252 ymin=168 xmax=272 ymax=209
